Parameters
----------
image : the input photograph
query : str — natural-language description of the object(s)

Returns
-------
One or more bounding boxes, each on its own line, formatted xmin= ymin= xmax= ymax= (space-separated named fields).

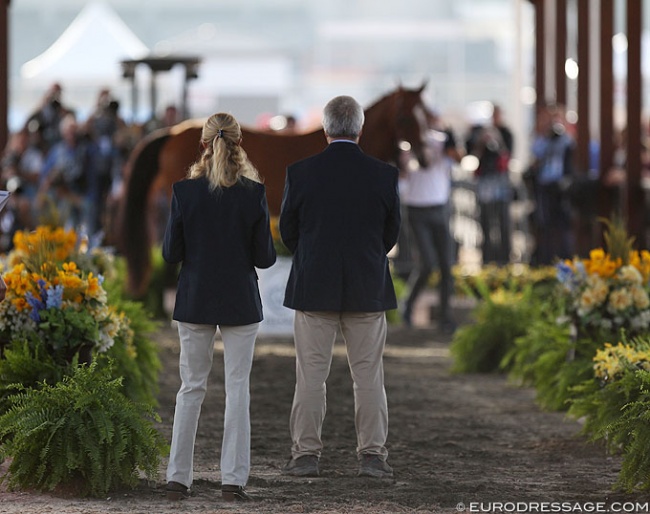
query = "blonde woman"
xmin=163 ymin=112 xmax=276 ymax=502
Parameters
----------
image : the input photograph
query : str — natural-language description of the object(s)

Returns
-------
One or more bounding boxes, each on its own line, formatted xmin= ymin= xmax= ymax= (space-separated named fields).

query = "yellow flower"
xmin=593 ymin=342 xmax=650 ymax=381
xmin=85 ymin=273 xmax=105 ymax=302
xmin=12 ymin=297 xmax=29 ymax=312
xmin=62 ymin=261 xmax=80 ymax=275
xmin=270 ymin=216 xmax=281 ymax=242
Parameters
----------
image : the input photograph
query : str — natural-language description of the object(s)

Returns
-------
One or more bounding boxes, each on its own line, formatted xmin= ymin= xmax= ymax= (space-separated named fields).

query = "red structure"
xmin=1 ymin=0 xmax=9 ymax=153
xmin=529 ymin=0 xmax=646 ymax=249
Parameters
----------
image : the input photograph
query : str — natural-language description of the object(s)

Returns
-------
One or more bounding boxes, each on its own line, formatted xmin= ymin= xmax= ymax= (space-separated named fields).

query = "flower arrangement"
xmin=556 ymin=248 xmax=650 ymax=339
xmin=0 ymin=226 xmax=132 ymax=364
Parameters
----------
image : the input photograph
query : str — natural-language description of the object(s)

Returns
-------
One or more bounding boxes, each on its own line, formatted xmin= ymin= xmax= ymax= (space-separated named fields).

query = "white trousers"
xmin=166 ymin=321 xmax=259 ymax=488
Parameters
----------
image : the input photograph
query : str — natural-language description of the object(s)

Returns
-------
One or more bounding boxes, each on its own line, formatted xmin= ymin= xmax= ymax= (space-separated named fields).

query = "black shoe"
xmin=358 ymin=454 xmax=394 ymax=478
xmin=281 ymin=455 xmax=320 ymax=477
xmin=439 ymin=319 xmax=457 ymax=335
xmin=401 ymin=308 xmax=413 ymax=328
xmin=166 ymin=481 xmax=190 ymax=501
xmin=221 ymin=484 xmax=253 ymax=501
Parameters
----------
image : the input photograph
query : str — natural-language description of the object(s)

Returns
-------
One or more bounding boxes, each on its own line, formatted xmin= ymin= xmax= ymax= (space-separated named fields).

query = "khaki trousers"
xmin=289 ymin=310 xmax=389 ymax=460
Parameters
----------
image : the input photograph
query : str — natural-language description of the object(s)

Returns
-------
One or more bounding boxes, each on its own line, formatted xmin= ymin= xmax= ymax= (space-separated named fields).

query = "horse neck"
xmin=360 ymin=94 xmax=398 ymax=163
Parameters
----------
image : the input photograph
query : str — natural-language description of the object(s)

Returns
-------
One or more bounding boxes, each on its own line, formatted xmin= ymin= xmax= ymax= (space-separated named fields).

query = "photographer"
xmin=527 ymin=104 xmax=575 ymax=265
xmin=465 ymin=104 xmax=514 ymax=265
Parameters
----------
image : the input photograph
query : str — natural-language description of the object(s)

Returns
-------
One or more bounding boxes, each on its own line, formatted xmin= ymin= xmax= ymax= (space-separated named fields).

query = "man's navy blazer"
xmin=163 ymin=176 xmax=276 ymax=325
xmin=279 ymin=141 xmax=401 ymax=312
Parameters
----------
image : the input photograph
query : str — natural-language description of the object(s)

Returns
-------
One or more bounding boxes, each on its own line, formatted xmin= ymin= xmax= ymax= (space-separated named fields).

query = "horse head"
xmin=394 ymin=82 xmax=429 ymax=168
xmin=359 ymin=82 xmax=428 ymax=168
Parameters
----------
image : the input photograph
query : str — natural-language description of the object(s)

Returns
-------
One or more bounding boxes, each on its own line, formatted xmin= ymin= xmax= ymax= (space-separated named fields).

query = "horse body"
xmin=118 ymin=85 xmax=427 ymax=296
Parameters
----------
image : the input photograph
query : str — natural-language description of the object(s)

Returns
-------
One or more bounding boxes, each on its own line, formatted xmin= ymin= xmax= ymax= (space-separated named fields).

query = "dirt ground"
xmin=1 ymin=300 xmax=649 ymax=514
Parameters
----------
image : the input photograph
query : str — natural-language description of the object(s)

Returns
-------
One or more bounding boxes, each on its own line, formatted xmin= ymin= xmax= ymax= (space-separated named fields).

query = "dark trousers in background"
xmin=478 ymin=199 xmax=511 ymax=265
xmin=403 ymin=204 xmax=454 ymax=325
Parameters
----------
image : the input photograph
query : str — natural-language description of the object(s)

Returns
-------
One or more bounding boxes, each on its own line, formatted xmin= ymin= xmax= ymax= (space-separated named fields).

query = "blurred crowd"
xmin=0 ymin=83 xmax=153 ymax=251
xmin=0 ymin=83 xmax=306 ymax=254
xmin=3 ymin=82 xmax=649 ymax=265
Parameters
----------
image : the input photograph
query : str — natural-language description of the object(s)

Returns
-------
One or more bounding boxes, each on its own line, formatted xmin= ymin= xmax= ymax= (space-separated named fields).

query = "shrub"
xmin=568 ymin=338 xmax=650 ymax=492
xmin=0 ymin=361 xmax=167 ymax=497
xmin=450 ymin=279 xmax=539 ymax=373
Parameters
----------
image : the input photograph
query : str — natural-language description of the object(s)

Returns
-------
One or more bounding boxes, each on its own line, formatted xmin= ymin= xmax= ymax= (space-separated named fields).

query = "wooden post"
xmin=575 ymin=0 xmax=595 ymax=256
xmin=0 ymin=0 xmax=9 ymax=152
xmin=534 ymin=0 xmax=546 ymax=109
xmin=598 ymin=0 xmax=615 ymax=223
xmin=554 ymin=0 xmax=567 ymax=105
xmin=626 ymin=0 xmax=644 ymax=246
xmin=576 ymin=0 xmax=590 ymax=175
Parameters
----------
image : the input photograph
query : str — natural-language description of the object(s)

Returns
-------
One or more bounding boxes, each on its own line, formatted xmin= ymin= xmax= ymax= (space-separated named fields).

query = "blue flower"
xmin=556 ymin=262 xmax=574 ymax=287
xmin=25 ymin=291 xmax=45 ymax=322
xmin=45 ymin=285 xmax=64 ymax=309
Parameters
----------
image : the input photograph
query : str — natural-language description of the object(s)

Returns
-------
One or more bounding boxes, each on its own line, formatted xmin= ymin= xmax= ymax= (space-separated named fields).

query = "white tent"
xmin=21 ymin=1 xmax=149 ymax=84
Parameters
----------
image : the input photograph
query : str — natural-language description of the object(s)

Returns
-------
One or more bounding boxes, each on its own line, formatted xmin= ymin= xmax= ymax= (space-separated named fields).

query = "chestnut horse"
xmin=118 ymin=84 xmax=428 ymax=297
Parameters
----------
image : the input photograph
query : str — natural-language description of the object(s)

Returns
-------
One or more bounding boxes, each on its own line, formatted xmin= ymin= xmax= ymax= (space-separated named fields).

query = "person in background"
xmin=37 ymin=113 xmax=97 ymax=231
xmin=527 ymin=103 xmax=575 ymax=265
xmin=163 ymin=112 xmax=276 ymax=502
xmin=400 ymin=107 xmax=460 ymax=333
xmin=279 ymin=95 xmax=400 ymax=479
xmin=465 ymin=103 xmax=514 ymax=265
xmin=25 ymin=83 xmax=70 ymax=152
xmin=85 ymin=90 xmax=127 ymax=236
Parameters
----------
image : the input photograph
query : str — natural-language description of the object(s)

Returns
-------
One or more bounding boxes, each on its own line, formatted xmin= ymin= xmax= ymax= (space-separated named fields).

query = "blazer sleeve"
xmin=162 ymin=187 xmax=185 ymax=263
xmin=279 ymin=169 xmax=299 ymax=254
xmin=252 ymin=187 xmax=277 ymax=269
xmin=383 ymin=170 xmax=401 ymax=253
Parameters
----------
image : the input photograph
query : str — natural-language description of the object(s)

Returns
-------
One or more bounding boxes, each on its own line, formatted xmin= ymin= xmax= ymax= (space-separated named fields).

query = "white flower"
xmin=618 ymin=265 xmax=644 ymax=284
xmin=608 ymin=288 xmax=634 ymax=312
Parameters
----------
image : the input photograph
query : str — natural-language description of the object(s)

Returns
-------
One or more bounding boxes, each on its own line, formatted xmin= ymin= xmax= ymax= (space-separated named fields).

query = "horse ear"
xmin=418 ymin=80 xmax=428 ymax=93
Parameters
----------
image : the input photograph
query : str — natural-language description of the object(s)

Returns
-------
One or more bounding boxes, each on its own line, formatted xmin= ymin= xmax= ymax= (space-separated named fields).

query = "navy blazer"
xmin=163 ymin=176 xmax=276 ymax=325
xmin=280 ymin=142 xmax=401 ymax=312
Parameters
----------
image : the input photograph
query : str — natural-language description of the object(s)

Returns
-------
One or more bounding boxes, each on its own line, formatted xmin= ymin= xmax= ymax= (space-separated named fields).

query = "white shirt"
xmin=399 ymin=129 xmax=452 ymax=207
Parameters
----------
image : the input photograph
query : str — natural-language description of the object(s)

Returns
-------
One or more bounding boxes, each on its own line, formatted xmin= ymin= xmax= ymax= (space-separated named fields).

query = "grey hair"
xmin=322 ymin=95 xmax=364 ymax=138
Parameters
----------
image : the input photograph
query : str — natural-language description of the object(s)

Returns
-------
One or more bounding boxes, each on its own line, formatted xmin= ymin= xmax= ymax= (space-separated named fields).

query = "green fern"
xmin=450 ymin=279 xmax=540 ymax=373
xmin=610 ymin=380 xmax=650 ymax=492
xmin=0 ymin=339 xmax=66 ymax=413
xmin=0 ymin=360 xmax=167 ymax=497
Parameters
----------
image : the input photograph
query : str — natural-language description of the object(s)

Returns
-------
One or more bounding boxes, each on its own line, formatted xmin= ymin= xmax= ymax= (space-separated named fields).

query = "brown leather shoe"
xmin=358 ymin=454 xmax=394 ymax=478
xmin=166 ymin=481 xmax=190 ymax=500
xmin=281 ymin=455 xmax=320 ymax=477
xmin=221 ymin=484 xmax=253 ymax=501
